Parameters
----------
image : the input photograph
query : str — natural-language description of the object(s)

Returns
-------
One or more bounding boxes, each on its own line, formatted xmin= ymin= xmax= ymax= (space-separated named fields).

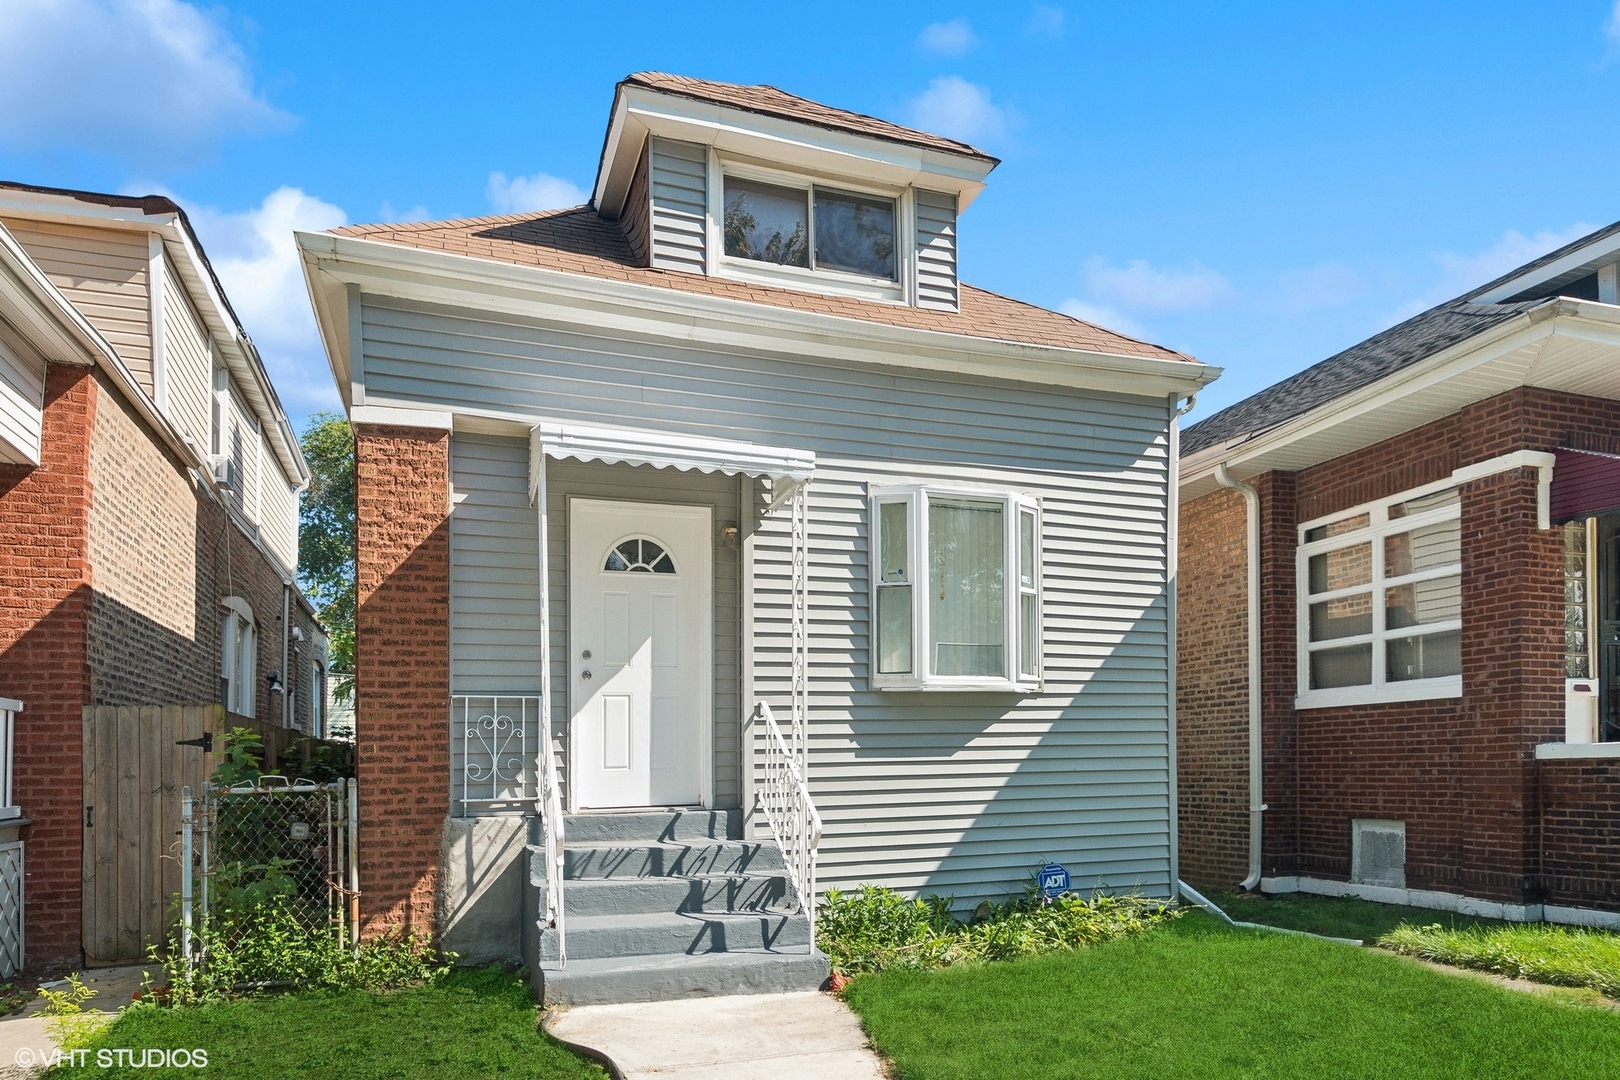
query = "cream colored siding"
xmin=161 ymin=256 xmax=212 ymax=451
xmin=2 ymin=219 xmax=151 ymax=389
xmin=0 ymin=324 xmax=45 ymax=464
xmin=256 ymin=454 xmax=300 ymax=572
xmin=914 ymin=190 xmax=959 ymax=312
xmin=224 ymin=385 xmax=259 ymax=524
xmin=365 ymin=294 xmax=1173 ymax=904
xmin=649 ymin=138 xmax=707 ymax=274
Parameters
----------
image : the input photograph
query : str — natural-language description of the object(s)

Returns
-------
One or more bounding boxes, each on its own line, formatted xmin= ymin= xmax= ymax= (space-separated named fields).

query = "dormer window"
xmin=721 ymin=171 xmax=898 ymax=287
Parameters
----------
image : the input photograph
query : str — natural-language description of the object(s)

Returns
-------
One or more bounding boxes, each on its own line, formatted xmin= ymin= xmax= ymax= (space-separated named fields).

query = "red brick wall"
xmin=1181 ymin=386 xmax=1620 ymax=910
xmin=354 ymin=423 xmax=450 ymax=936
xmin=1175 ymin=487 xmax=1251 ymax=887
xmin=1539 ymin=759 xmax=1620 ymax=911
xmin=0 ymin=365 xmax=95 ymax=965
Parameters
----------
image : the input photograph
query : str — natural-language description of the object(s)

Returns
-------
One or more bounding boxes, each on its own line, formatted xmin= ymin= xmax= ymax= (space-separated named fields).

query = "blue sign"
xmin=1039 ymin=862 xmax=1070 ymax=899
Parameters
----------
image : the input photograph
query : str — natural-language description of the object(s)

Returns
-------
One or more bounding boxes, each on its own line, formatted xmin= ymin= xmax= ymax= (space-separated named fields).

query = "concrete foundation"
xmin=438 ymin=815 xmax=531 ymax=964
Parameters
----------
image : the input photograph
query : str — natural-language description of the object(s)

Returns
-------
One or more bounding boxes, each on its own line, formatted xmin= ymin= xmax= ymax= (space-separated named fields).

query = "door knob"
xmin=581 ymin=670 xmax=592 ymax=681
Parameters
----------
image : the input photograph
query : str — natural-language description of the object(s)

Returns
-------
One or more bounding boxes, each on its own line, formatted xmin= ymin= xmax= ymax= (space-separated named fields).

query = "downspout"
xmin=1214 ymin=462 xmax=1264 ymax=891
xmin=282 ymin=581 xmax=293 ymax=729
xmin=1167 ymin=394 xmax=1196 ymax=901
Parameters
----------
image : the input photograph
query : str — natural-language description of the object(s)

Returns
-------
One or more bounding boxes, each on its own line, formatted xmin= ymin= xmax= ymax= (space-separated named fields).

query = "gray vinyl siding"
xmin=0 ymin=325 xmax=44 ymax=465
xmin=914 ymin=190 xmax=958 ymax=312
xmin=621 ymin=144 xmax=652 ymax=266
xmin=162 ymin=256 xmax=212 ymax=453
xmin=446 ymin=441 xmax=743 ymax=810
xmin=365 ymin=294 xmax=1173 ymax=905
xmin=648 ymin=138 xmax=707 ymax=274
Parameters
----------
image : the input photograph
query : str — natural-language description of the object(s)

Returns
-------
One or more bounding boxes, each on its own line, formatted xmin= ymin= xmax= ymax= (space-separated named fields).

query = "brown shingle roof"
xmin=620 ymin=72 xmax=998 ymax=164
xmin=332 ymin=207 xmax=1192 ymax=362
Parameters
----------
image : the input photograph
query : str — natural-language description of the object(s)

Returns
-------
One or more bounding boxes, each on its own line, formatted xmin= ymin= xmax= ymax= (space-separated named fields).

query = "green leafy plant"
xmin=37 ymin=973 xmax=104 ymax=1048
xmin=819 ymin=876 xmax=1179 ymax=976
xmin=1379 ymin=921 xmax=1620 ymax=998
xmin=212 ymin=727 xmax=266 ymax=789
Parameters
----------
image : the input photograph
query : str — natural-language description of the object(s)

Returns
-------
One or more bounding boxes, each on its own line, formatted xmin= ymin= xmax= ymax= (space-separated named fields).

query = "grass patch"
xmin=843 ymin=913 xmax=1620 ymax=1080
xmin=56 ymin=966 xmax=606 ymax=1079
xmin=1209 ymin=888 xmax=1511 ymax=941
xmin=1380 ymin=922 xmax=1620 ymax=998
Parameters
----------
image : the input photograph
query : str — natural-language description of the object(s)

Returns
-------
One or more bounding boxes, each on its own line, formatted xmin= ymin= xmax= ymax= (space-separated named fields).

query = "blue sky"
xmin=3 ymin=1 xmax=1620 ymax=437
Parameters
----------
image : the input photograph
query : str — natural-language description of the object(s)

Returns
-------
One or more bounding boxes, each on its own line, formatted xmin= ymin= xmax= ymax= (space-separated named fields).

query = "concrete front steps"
xmin=528 ymin=809 xmax=829 ymax=1006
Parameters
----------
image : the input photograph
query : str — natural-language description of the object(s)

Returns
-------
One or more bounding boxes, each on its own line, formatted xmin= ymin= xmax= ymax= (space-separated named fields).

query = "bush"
xmin=1378 ymin=922 xmax=1620 ymax=998
xmin=819 ymin=881 xmax=1178 ymax=975
xmin=155 ymin=899 xmax=450 ymax=1006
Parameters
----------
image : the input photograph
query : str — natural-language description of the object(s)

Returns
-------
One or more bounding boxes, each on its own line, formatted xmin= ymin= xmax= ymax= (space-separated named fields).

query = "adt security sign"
xmin=1038 ymin=862 xmax=1070 ymax=899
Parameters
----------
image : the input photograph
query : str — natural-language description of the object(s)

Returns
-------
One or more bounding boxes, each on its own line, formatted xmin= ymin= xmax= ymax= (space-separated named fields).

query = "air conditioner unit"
xmin=211 ymin=455 xmax=237 ymax=490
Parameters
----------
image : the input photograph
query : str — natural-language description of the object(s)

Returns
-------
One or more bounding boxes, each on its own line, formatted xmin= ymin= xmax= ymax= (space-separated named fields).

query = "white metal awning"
xmin=528 ymin=422 xmax=815 ymax=508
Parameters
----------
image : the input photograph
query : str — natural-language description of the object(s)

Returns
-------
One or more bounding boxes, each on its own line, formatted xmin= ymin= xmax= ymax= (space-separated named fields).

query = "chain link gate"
xmin=179 ymin=779 xmax=359 ymax=968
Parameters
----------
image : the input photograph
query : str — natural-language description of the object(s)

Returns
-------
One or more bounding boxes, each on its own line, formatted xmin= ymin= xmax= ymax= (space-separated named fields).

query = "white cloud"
xmin=1026 ymin=6 xmax=1065 ymax=36
xmin=1058 ymin=298 xmax=1146 ymax=339
xmin=1080 ymin=256 xmax=1237 ymax=314
xmin=906 ymin=77 xmax=1008 ymax=145
xmin=1607 ymin=1 xmax=1620 ymax=44
xmin=0 ymin=0 xmax=288 ymax=165
xmin=186 ymin=187 xmax=348 ymax=416
xmin=378 ymin=201 xmax=431 ymax=223
xmin=1390 ymin=222 xmax=1596 ymax=320
xmin=1280 ymin=262 xmax=1363 ymax=315
xmin=918 ymin=19 xmax=977 ymax=56
xmin=487 ymin=172 xmax=588 ymax=214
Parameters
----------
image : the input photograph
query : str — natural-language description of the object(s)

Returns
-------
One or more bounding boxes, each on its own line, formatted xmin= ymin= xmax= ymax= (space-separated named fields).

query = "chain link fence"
xmin=180 ymin=778 xmax=358 ymax=967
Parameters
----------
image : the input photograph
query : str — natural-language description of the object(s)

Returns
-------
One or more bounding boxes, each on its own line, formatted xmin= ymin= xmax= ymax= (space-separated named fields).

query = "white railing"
xmin=452 ymin=695 xmax=540 ymax=813
xmin=538 ymin=718 xmax=566 ymax=967
xmin=757 ymin=701 xmax=822 ymax=947
xmin=0 ymin=698 xmax=17 ymax=817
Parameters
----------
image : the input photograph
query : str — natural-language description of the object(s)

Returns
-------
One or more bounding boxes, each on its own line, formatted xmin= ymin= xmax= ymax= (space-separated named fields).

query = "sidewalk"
xmin=0 ymin=966 xmax=149 ymax=1078
xmin=545 ymin=991 xmax=886 ymax=1080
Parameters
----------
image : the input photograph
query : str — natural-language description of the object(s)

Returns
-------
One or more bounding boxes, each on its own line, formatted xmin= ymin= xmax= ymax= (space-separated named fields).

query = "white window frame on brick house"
xmin=1296 ymin=483 xmax=1463 ymax=709
xmin=870 ymin=484 xmax=1042 ymax=692
xmin=221 ymin=597 xmax=257 ymax=718
xmin=709 ymin=155 xmax=915 ymax=305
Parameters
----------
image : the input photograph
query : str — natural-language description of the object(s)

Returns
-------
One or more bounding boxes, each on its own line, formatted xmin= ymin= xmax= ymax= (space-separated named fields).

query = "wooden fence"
xmin=81 ymin=704 xmax=354 ymax=965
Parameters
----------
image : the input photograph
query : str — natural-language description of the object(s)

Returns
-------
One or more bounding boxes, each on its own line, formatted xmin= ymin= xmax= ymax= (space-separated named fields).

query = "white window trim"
xmin=870 ymin=483 xmax=1042 ymax=693
xmin=1295 ymin=488 xmax=1462 ymax=710
xmin=221 ymin=597 xmax=257 ymax=718
xmin=711 ymin=156 xmax=912 ymax=304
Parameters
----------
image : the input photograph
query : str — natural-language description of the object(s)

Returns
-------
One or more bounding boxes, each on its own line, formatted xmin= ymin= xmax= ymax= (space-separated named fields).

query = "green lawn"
xmin=1209 ymin=887 xmax=1512 ymax=941
xmin=843 ymin=913 xmax=1620 ymax=1080
xmin=55 ymin=967 xmax=606 ymax=1080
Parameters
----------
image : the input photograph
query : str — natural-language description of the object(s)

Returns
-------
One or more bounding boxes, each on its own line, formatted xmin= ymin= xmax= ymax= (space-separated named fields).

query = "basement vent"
xmin=1350 ymin=819 xmax=1406 ymax=889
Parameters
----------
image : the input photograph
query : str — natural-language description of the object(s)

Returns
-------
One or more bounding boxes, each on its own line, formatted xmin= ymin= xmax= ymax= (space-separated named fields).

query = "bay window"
xmin=871 ymin=486 xmax=1041 ymax=690
xmin=1297 ymin=487 xmax=1462 ymax=707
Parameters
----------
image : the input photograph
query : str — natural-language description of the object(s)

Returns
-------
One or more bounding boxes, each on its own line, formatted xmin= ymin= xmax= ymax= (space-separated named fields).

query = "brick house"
xmin=298 ymin=72 xmax=1216 ymax=1003
xmin=0 ymin=184 xmax=328 ymax=968
xmin=1177 ymin=222 xmax=1620 ymax=925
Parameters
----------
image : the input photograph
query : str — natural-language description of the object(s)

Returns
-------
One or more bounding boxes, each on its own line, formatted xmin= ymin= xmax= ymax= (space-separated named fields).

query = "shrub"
xmin=819 ymin=880 xmax=1178 ymax=975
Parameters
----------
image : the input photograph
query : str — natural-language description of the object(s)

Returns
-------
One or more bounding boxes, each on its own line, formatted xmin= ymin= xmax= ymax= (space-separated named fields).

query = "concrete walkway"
xmin=0 ymin=966 xmax=148 ymax=1078
xmin=545 ymin=991 xmax=887 ymax=1079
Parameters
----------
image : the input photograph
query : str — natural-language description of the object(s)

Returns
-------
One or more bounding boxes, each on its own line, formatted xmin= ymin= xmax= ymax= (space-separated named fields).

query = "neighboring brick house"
xmin=1177 ymin=222 xmax=1620 ymax=924
xmin=0 ymin=183 xmax=328 ymax=967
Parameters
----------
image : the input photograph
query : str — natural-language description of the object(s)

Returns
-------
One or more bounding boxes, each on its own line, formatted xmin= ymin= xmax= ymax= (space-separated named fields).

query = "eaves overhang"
xmin=296 ymin=230 xmax=1219 ymax=404
xmin=592 ymin=83 xmax=998 ymax=221
xmin=1180 ymin=298 xmax=1620 ymax=501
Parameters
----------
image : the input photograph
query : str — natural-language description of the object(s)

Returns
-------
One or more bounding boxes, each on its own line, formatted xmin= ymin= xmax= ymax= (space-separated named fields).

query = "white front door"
xmin=569 ymin=499 xmax=711 ymax=809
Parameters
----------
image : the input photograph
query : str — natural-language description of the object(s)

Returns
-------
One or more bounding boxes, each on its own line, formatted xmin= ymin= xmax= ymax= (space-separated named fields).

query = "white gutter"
xmin=1167 ymin=393 xmax=1197 ymax=901
xmin=1215 ymin=462 xmax=1264 ymax=891
xmin=281 ymin=582 xmax=293 ymax=729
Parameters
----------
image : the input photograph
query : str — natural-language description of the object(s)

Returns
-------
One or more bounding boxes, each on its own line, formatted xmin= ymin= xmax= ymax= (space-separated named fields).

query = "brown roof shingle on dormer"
xmin=619 ymin=72 xmax=998 ymax=164
xmin=332 ymin=206 xmax=1193 ymax=362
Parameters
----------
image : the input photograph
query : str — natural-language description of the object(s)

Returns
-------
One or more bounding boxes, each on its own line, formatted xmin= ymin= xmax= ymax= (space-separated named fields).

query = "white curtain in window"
xmin=929 ymin=500 xmax=1005 ymax=676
